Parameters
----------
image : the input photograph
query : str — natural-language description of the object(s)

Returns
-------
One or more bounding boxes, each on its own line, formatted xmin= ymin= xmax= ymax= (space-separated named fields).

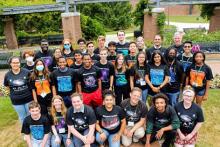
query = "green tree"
xmin=133 ymin=0 xmax=149 ymax=30
xmin=201 ymin=4 xmax=220 ymax=20
xmin=81 ymin=15 xmax=105 ymax=40
xmin=79 ymin=2 xmax=132 ymax=30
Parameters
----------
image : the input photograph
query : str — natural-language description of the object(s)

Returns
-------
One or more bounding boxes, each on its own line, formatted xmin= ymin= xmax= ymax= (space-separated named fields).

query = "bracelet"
xmin=67 ymin=137 xmax=71 ymax=139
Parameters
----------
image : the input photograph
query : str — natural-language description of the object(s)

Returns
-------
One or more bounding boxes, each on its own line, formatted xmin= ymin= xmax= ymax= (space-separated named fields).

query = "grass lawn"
xmin=0 ymin=89 xmax=220 ymax=146
xmin=167 ymin=16 xmax=209 ymax=23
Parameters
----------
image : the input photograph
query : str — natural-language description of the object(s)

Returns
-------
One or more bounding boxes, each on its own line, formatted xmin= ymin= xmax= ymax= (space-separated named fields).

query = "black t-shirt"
xmin=125 ymin=54 xmax=136 ymax=68
xmin=114 ymin=68 xmax=130 ymax=87
xmin=146 ymin=63 xmax=170 ymax=87
xmin=66 ymin=105 xmax=97 ymax=132
xmin=146 ymin=46 xmax=167 ymax=61
xmin=121 ymin=99 xmax=148 ymax=124
xmin=50 ymin=68 xmax=77 ymax=96
xmin=70 ymin=63 xmax=83 ymax=70
xmin=166 ymin=60 xmax=184 ymax=93
xmin=186 ymin=64 xmax=213 ymax=90
xmin=77 ymin=65 xmax=101 ymax=93
xmin=21 ymin=115 xmax=51 ymax=140
xmin=95 ymin=61 xmax=115 ymax=89
xmin=64 ymin=51 xmax=75 ymax=67
xmin=146 ymin=105 xmax=179 ymax=133
xmin=34 ymin=50 xmax=53 ymax=71
xmin=23 ymin=64 xmax=34 ymax=72
xmin=96 ymin=105 xmax=126 ymax=134
xmin=30 ymin=76 xmax=52 ymax=105
xmin=91 ymin=54 xmax=100 ymax=64
xmin=168 ymin=44 xmax=184 ymax=56
xmin=50 ymin=112 xmax=68 ymax=134
xmin=107 ymin=54 xmax=117 ymax=65
xmin=116 ymin=42 xmax=130 ymax=56
xmin=130 ymin=65 xmax=148 ymax=90
xmin=51 ymin=57 xmax=59 ymax=72
xmin=174 ymin=102 xmax=204 ymax=134
xmin=177 ymin=54 xmax=193 ymax=73
xmin=4 ymin=68 xmax=33 ymax=105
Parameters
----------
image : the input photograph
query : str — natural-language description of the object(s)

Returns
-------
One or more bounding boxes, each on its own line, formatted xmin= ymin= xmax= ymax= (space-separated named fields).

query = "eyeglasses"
xmin=184 ymin=46 xmax=191 ymax=48
xmin=64 ymin=44 xmax=70 ymax=45
xmin=11 ymin=62 xmax=20 ymax=64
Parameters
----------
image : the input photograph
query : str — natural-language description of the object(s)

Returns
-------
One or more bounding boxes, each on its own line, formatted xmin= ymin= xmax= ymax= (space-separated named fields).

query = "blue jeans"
xmin=166 ymin=91 xmax=180 ymax=106
xmin=96 ymin=129 xmax=120 ymax=147
xmin=13 ymin=102 xmax=30 ymax=124
xmin=72 ymin=129 xmax=95 ymax=147
xmin=141 ymin=89 xmax=148 ymax=103
xmin=31 ymin=136 xmax=50 ymax=147
xmin=51 ymin=134 xmax=74 ymax=147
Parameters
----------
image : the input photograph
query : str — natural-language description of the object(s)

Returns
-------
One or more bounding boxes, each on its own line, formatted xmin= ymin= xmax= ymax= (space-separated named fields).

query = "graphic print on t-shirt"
xmin=150 ymin=69 xmax=164 ymax=85
xmin=190 ymin=69 xmax=205 ymax=87
xmin=56 ymin=116 xmax=67 ymax=134
xmin=115 ymin=73 xmax=127 ymax=86
xmin=30 ymin=125 xmax=44 ymax=140
xmin=126 ymin=109 xmax=139 ymax=122
xmin=72 ymin=116 xmax=88 ymax=131
xmin=155 ymin=117 xmax=169 ymax=127
xmin=117 ymin=48 xmax=129 ymax=56
xmin=35 ymin=79 xmax=51 ymax=96
xmin=100 ymin=68 xmax=109 ymax=82
xmin=41 ymin=56 xmax=53 ymax=67
xmin=101 ymin=115 xmax=120 ymax=130
xmin=179 ymin=114 xmax=195 ymax=129
xmin=83 ymin=73 xmax=97 ymax=88
xmin=57 ymin=76 xmax=72 ymax=92
xmin=11 ymin=78 xmax=28 ymax=92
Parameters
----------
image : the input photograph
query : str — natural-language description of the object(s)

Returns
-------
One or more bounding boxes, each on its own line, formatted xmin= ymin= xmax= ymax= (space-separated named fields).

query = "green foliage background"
xmin=0 ymin=1 xmax=132 ymax=40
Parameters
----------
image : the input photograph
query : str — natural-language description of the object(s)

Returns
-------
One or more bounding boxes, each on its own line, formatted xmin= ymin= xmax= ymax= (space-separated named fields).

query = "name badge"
xmin=128 ymin=121 xmax=134 ymax=127
xmin=140 ymin=79 xmax=146 ymax=86
xmin=59 ymin=128 xmax=65 ymax=134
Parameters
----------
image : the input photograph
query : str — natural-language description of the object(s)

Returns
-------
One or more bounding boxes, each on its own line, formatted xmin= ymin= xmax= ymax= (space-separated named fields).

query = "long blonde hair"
xmin=50 ymin=95 xmax=67 ymax=125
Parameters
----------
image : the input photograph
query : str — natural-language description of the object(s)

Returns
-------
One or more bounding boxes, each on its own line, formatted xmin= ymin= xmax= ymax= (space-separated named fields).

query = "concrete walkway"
xmin=166 ymin=21 xmax=209 ymax=32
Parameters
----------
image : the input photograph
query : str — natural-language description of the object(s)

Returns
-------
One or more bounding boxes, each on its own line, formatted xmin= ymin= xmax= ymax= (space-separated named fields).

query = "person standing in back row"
xmin=95 ymin=49 xmax=115 ymax=91
xmin=116 ymin=30 xmax=130 ymax=56
xmin=35 ymin=39 xmax=53 ymax=71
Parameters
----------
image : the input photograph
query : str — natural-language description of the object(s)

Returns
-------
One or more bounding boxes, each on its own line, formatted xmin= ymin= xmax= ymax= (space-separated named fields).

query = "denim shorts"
xmin=195 ymin=88 xmax=206 ymax=96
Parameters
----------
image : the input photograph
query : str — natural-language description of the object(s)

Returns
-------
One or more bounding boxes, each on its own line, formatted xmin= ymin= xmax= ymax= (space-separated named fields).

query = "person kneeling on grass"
xmin=66 ymin=93 xmax=96 ymax=147
xmin=121 ymin=87 xmax=148 ymax=146
xmin=21 ymin=101 xmax=51 ymax=147
xmin=174 ymin=86 xmax=204 ymax=147
xmin=95 ymin=90 xmax=126 ymax=147
xmin=145 ymin=93 xmax=180 ymax=147
xmin=50 ymin=95 xmax=74 ymax=147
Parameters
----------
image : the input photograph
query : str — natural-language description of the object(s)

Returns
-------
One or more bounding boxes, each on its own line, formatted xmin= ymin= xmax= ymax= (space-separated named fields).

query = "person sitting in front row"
xmin=121 ymin=87 xmax=148 ymax=146
xmin=21 ymin=101 xmax=51 ymax=147
xmin=95 ymin=90 xmax=126 ymax=147
xmin=66 ymin=93 xmax=96 ymax=147
xmin=145 ymin=93 xmax=180 ymax=147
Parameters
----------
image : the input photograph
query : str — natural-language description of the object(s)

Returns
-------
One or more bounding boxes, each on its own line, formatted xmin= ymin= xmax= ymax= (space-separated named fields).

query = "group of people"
xmin=3 ymin=30 xmax=213 ymax=147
